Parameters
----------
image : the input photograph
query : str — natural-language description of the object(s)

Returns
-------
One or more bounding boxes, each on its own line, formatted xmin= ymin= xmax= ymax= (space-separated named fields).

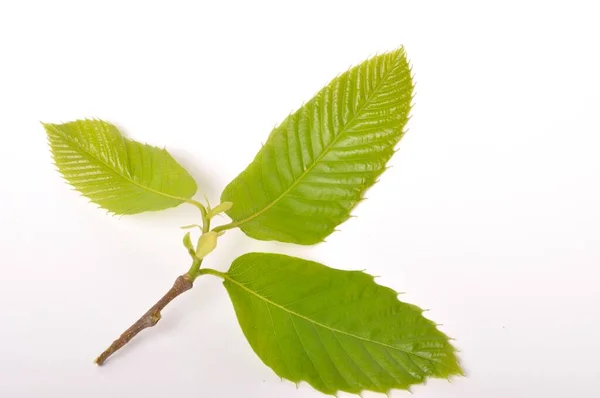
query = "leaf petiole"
xmin=211 ymin=221 xmax=237 ymax=234
xmin=196 ymin=268 xmax=226 ymax=279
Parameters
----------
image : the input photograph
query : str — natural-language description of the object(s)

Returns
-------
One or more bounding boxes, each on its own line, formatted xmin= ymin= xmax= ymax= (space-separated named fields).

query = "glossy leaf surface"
xmin=222 ymin=253 xmax=461 ymax=395
xmin=221 ymin=48 xmax=413 ymax=244
xmin=45 ymin=119 xmax=197 ymax=214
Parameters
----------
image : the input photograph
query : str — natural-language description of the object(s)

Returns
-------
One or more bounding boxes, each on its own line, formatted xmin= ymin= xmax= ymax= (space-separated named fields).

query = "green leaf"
xmin=220 ymin=253 xmax=461 ymax=395
xmin=44 ymin=119 xmax=197 ymax=215
xmin=208 ymin=201 xmax=233 ymax=219
xmin=220 ymin=48 xmax=413 ymax=244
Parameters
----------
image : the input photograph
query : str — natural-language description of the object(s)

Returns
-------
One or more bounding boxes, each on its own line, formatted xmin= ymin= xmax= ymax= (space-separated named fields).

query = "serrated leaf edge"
xmin=222 ymin=268 xmax=463 ymax=396
xmin=43 ymin=120 xmax=196 ymax=213
xmin=223 ymin=48 xmax=413 ymax=234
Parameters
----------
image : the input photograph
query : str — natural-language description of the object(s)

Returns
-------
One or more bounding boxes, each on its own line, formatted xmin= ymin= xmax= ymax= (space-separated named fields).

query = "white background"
xmin=1 ymin=1 xmax=599 ymax=397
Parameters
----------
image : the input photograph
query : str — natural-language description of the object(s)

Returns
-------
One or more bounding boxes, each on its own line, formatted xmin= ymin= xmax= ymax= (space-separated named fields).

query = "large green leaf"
xmin=44 ymin=119 xmax=197 ymax=214
xmin=220 ymin=48 xmax=413 ymax=244
xmin=219 ymin=253 xmax=461 ymax=395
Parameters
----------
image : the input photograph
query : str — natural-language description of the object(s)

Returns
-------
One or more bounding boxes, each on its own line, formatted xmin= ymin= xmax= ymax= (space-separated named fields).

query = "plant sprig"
xmin=45 ymin=47 xmax=462 ymax=396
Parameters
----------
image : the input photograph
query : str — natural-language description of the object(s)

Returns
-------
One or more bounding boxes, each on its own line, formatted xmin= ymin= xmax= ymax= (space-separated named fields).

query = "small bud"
xmin=208 ymin=201 xmax=233 ymax=219
xmin=195 ymin=231 xmax=218 ymax=259
xmin=182 ymin=232 xmax=195 ymax=257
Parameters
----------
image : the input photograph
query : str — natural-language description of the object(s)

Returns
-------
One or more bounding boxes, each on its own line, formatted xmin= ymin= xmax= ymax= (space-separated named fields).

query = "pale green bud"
xmin=195 ymin=231 xmax=219 ymax=259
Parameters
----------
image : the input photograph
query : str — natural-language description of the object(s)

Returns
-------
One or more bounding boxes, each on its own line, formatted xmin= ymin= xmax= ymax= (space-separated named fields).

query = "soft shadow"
xmin=169 ymin=148 xmax=222 ymax=204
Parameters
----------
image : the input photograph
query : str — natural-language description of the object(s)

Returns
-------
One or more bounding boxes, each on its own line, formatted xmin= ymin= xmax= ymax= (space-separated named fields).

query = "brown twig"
xmin=94 ymin=274 xmax=194 ymax=365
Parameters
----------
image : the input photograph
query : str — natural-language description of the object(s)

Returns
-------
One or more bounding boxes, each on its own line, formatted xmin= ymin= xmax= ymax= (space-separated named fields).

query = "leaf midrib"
xmin=224 ymin=272 xmax=458 ymax=372
xmin=55 ymin=127 xmax=191 ymax=203
xmin=227 ymin=54 xmax=404 ymax=229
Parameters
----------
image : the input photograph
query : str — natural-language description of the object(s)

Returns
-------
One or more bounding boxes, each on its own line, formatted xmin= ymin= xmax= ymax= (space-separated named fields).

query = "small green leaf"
xmin=182 ymin=232 xmax=195 ymax=257
xmin=44 ymin=119 xmax=197 ymax=215
xmin=208 ymin=201 xmax=233 ymax=219
xmin=180 ymin=224 xmax=202 ymax=230
xmin=221 ymin=253 xmax=461 ymax=395
xmin=221 ymin=48 xmax=413 ymax=244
